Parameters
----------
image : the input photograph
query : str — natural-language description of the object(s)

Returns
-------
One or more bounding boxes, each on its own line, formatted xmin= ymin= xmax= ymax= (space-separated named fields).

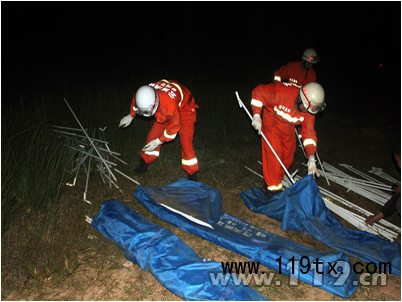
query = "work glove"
xmin=142 ymin=138 xmax=162 ymax=152
xmin=307 ymin=155 xmax=320 ymax=177
xmin=119 ymin=114 xmax=134 ymax=128
xmin=251 ymin=114 xmax=262 ymax=135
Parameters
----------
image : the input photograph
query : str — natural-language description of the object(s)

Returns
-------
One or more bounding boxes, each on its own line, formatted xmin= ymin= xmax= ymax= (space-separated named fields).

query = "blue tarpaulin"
xmin=241 ymin=175 xmax=401 ymax=276
xmin=134 ymin=179 xmax=359 ymax=298
xmin=91 ymin=199 xmax=267 ymax=301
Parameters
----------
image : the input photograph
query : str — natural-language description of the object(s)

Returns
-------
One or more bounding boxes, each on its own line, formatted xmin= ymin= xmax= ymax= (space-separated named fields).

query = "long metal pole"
xmin=63 ymin=98 xmax=117 ymax=181
xmin=315 ymin=152 xmax=330 ymax=186
xmin=235 ymin=91 xmax=295 ymax=184
xmin=295 ymin=128 xmax=307 ymax=158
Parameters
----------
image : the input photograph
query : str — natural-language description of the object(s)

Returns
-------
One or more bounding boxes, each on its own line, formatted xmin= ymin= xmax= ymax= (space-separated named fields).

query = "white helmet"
xmin=302 ymin=48 xmax=320 ymax=64
xmin=135 ymin=85 xmax=159 ymax=117
xmin=299 ymin=82 xmax=326 ymax=114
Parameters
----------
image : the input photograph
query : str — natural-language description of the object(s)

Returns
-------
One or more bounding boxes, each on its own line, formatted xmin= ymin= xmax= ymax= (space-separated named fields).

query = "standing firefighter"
xmin=251 ymin=81 xmax=326 ymax=198
xmin=119 ymin=79 xmax=199 ymax=181
xmin=274 ymin=48 xmax=320 ymax=88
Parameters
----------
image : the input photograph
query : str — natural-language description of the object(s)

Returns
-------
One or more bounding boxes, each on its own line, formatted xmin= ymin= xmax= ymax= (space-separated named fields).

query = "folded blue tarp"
xmin=134 ymin=179 xmax=359 ymax=298
xmin=241 ymin=175 xmax=401 ymax=276
xmin=91 ymin=199 xmax=267 ymax=301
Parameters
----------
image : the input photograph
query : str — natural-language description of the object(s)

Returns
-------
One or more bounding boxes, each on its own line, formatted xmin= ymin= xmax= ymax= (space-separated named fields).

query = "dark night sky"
xmin=2 ymin=1 xmax=401 ymax=112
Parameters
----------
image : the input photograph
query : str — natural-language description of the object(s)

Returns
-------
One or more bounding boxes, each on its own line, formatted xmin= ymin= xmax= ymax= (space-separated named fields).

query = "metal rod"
xmin=295 ymin=128 xmax=307 ymax=158
xmin=84 ymin=154 xmax=92 ymax=204
xmin=51 ymin=128 xmax=109 ymax=144
xmin=315 ymin=154 xmax=330 ymax=186
xmin=50 ymin=125 xmax=85 ymax=132
xmin=340 ymin=163 xmax=387 ymax=184
xmin=114 ymin=168 xmax=141 ymax=185
xmin=244 ymin=166 xmax=264 ymax=179
xmin=63 ymin=145 xmax=117 ymax=166
xmin=369 ymin=167 xmax=400 ymax=184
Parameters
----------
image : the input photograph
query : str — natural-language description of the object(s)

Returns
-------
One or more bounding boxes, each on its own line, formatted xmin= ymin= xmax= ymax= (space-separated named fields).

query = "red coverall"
xmin=251 ymin=82 xmax=317 ymax=191
xmin=129 ymin=79 xmax=199 ymax=176
xmin=274 ymin=61 xmax=316 ymax=88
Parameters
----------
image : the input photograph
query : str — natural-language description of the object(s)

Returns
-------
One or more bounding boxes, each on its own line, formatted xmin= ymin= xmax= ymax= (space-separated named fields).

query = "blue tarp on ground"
xmin=91 ymin=199 xmax=268 ymax=301
xmin=241 ymin=175 xmax=401 ymax=276
xmin=134 ymin=179 xmax=359 ymax=298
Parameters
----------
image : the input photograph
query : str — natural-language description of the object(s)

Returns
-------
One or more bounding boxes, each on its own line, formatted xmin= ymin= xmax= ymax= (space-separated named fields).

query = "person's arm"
xmin=365 ymin=193 xmax=400 ymax=225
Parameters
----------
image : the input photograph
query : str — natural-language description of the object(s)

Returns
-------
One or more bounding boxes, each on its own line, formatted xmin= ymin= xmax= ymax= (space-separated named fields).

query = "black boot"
xmin=188 ymin=171 xmax=198 ymax=181
xmin=262 ymin=184 xmax=282 ymax=199
xmin=134 ymin=157 xmax=148 ymax=174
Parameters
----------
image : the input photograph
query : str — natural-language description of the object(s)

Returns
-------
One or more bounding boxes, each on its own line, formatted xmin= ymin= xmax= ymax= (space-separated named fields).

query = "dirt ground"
xmin=2 ymin=105 xmax=401 ymax=301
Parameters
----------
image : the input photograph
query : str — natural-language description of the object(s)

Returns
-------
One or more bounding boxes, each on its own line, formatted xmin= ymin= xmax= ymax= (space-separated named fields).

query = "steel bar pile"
xmin=50 ymin=99 xmax=140 ymax=204
xmin=244 ymin=161 xmax=400 ymax=241
xmin=369 ymin=167 xmax=401 ymax=184
xmin=317 ymin=162 xmax=391 ymax=206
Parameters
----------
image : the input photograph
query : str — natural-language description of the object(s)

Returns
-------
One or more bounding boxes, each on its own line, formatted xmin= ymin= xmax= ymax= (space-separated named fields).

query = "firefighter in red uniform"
xmin=250 ymin=81 xmax=326 ymax=198
xmin=119 ymin=79 xmax=199 ymax=181
xmin=273 ymin=48 xmax=320 ymax=88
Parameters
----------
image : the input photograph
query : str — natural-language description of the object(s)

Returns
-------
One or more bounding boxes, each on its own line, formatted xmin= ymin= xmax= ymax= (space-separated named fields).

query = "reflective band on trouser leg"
xmin=142 ymin=121 xmax=165 ymax=164
xmin=141 ymin=150 xmax=160 ymax=164
xmin=144 ymin=151 xmax=160 ymax=157
xmin=268 ymin=184 xmax=283 ymax=191
xmin=179 ymin=113 xmax=198 ymax=175
xmin=182 ymin=158 xmax=198 ymax=167
xmin=163 ymin=129 xmax=177 ymax=140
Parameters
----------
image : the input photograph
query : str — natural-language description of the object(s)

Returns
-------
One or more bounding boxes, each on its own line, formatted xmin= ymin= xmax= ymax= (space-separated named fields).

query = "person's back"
xmin=273 ymin=48 xmax=320 ymax=88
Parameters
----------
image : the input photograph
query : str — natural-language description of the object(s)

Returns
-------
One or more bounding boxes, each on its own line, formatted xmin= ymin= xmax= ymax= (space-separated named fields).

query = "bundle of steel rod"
xmin=50 ymin=99 xmax=140 ymax=204
xmin=244 ymin=162 xmax=400 ymax=241
xmin=369 ymin=167 xmax=400 ymax=184
xmin=318 ymin=162 xmax=391 ymax=206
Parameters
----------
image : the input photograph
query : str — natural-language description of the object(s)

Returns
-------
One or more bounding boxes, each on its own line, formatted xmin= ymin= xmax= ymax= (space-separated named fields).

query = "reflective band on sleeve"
xmin=161 ymin=79 xmax=184 ymax=106
xmin=274 ymin=106 xmax=304 ymax=123
xmin=274 ymin=76 xmax=281 ymax=82
xmin=303 ymin=138 xmax=317 ymax=147
xmin=268 ymin=184 xmax=283 ymax=191
xmin=251 ymin=99 xmax=263 ymax=108
xmin=164 ymin=129 xmax=177 ymax=140
xmin=182 ymin=158 xmax=198 ymax=166
xmin=144 ymin=151 xmax=160 ymax=157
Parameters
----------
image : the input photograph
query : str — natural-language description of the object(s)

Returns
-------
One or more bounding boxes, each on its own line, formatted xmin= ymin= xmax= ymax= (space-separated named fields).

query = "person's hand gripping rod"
xmin=235 ymin=91 xmax=295 ymax=184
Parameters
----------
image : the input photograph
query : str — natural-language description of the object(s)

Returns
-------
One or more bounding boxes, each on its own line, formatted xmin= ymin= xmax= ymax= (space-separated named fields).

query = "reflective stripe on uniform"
xmin=268 ymin=183 xmax=283 ymax=191
xmin=161 ymin=79 xmax=184 ymax=107
xmin=251 ymin=99 xmax=263 ymax=108
xmin=164 ymin=129 xmax=177 ymax=140
xmin=303 ymin=138 xmax=317 ymax=147
xmin=144 ymin=150 xmax=160 ymax=157
xmin=182 ymin=158 xmax=198 ymax=166
xmin=273 ymin=106 xmax=304 ymax=123
xmin=274 ymin=75 xmax=281 ymax=82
